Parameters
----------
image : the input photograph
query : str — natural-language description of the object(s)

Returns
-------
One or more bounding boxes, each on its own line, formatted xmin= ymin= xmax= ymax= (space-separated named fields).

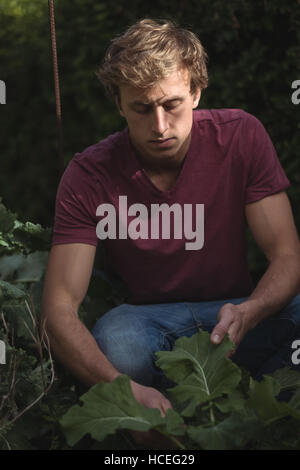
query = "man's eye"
xmin=164 ymin=102 xmax=180 ymax=111
xmin=134 ymin=107 xmax=151 ymax=114
xmin=133 ymin=101 xmax=181 ymax=114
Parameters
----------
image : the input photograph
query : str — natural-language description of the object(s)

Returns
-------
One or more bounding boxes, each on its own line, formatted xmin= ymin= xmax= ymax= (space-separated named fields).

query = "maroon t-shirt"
xmin=52 ymin=109 xmax=290 ymax=304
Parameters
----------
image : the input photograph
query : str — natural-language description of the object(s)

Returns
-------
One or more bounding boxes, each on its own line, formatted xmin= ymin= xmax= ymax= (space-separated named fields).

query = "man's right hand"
xmin=130 ymin=380 xmax=173 ymax=417
xmin=129 ymin=380 xmax=177 ymax=449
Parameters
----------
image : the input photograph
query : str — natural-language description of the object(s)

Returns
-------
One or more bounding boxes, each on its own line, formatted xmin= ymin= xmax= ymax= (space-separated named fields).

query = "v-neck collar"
xmin=123 ymin=115 xmax=197 ymax=198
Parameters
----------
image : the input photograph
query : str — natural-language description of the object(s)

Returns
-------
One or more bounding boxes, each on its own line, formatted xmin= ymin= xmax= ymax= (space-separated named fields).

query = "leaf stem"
xmin=209 ymin=403 xmax=215 ymax=425
xmin=0 ymin=432 xmax=11 ymax=450
xmin=156 ymin=429 xmax=186 ymax=450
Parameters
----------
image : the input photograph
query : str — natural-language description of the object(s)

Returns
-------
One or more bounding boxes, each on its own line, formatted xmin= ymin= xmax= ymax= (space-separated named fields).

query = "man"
xmin=41 ymin=19 xmax=300 ymax=420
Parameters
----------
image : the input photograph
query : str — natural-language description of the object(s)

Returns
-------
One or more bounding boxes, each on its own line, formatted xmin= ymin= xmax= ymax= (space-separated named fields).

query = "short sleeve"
xmin=242 ymin=113 xmax=291 ymax=204
xmin=52 ymin=160 xmax=99 ymax=247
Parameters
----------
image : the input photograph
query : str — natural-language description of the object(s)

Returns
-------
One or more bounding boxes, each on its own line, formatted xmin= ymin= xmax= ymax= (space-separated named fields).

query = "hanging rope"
xmin=48 ymin=0 xmax=64 ymax=173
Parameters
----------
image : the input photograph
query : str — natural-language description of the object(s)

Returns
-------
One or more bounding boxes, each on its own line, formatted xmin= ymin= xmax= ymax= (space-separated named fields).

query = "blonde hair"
xmin=96 ymin=18 xmax=208 ymax=100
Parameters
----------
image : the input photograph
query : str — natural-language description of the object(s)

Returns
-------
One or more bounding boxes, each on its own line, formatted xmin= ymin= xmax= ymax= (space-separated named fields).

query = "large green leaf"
xmin=270 ymin=367 xmax=300 ymax=391
xmin=60 ymin=375 xmax=170 ymax=446
xmin=247 ymin=375 xmax=300 ymax=422
xmin=187 ymin=411 xmax=260 ymax=450
xmin=214 ymin=389 xmax=246 ymax=414
xmin=288 ymin=388 xmax=300 ymax=413
xmin=155 ymin=329 xmax=242 ymax=416
xmin=157 ymin=408 xmax=186 ymax=437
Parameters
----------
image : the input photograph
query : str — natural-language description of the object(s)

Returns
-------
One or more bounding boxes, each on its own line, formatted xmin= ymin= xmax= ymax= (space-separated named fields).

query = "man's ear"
xmin=115 ymin=95 xmax=125 ymax=117
xmin=192 ymin=88 xmax=201 ymax=109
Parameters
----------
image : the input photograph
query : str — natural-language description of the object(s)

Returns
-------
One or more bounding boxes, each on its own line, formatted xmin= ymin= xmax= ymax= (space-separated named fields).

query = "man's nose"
xmin=151 ymin=107 xmax=169 ymax=136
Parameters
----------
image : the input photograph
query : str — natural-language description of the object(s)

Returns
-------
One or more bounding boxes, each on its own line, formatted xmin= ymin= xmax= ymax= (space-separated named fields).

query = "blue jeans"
xmin=91 ymin=294 xmax=300 ymax=390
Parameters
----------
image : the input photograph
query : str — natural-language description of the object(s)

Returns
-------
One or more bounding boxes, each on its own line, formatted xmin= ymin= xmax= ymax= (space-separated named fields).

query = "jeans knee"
xmin=91 ymin=305 xmax=162 ymax=386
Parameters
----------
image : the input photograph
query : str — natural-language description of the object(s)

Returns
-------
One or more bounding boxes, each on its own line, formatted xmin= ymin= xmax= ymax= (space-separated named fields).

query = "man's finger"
xmin=160 ymin=398 xmax=173 ymax=418
xmin=227 ymin=321 xmax=240 ymax=345
xmin=210 ymin=318 xmax=232 ymax=344
xmin=210 ymin=303 xmax=238 ymax=344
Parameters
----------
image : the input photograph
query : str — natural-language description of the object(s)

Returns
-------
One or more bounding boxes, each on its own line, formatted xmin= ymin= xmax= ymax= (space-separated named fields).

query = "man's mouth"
xmin=149 ymin=138 xmax=175 ymax=147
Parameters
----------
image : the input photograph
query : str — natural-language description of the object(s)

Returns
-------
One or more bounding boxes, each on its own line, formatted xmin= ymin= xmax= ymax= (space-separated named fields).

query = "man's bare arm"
xmin=241 ymin=191 xmax=300 ymax=325
xmin=211 ymin=191 xmax=300 ymax=348
xmin=40 ymin=243 xmax=172 ymax=416
xmin=40 ymin=243 xmax=121 ymax=385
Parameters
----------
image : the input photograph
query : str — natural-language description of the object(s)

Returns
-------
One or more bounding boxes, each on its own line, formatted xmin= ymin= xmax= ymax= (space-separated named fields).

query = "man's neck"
xmin=135 ymin=132 xmax=191 ymax=175
xmin=143 ymin=165 xmax=182 ymax=191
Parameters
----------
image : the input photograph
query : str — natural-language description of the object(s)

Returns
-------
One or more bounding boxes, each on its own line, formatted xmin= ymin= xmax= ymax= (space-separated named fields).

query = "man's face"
xmin=117 ymin=69 xmax=201 ymax=168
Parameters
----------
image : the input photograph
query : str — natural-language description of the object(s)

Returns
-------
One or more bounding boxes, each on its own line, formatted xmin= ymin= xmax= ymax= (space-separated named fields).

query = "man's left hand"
xmin=210 ymin=303 xmax=250 ymax=356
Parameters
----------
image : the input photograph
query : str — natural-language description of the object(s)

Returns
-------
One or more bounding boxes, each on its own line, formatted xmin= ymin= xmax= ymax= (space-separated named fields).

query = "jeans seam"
xmin=159 ymin=323 xmax=203 ymax=352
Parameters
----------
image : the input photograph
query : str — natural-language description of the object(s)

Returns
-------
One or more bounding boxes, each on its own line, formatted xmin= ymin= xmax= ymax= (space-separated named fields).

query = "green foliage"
xmin=0 ymin=198 xmax=122 ymax=450
xmin=0 ymin=199 xmax=76 ymax=450
xmin=0 ymin=199 xmax=51 ymax=257
xmin=0 ymin=199 xmax=53 ymax=450
xmin=60 ymin=375 xmax=167 ymax=447
xmin=156 ymin=329 xmax=241 ymax=417
xmin=60 ymin=329 xmax=300 ymax=450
